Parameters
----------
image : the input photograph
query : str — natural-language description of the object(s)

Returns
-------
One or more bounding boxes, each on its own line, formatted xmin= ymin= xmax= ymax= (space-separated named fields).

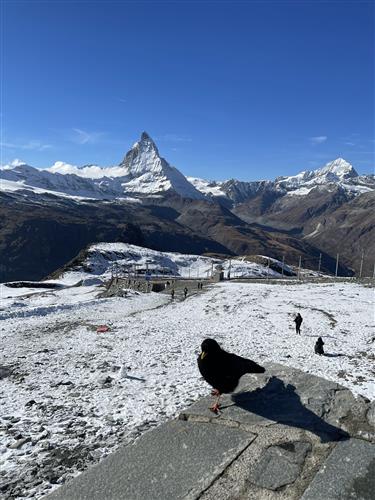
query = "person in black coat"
xmin=314 ymin=337 xmax=325 ymax=355
xmin=294 ymin=313 xmax=303 ymax=334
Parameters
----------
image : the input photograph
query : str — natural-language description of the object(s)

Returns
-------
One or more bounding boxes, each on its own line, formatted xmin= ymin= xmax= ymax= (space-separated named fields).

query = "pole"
xmin=267 ymin=257 xmax=270 ymax=281
xmin=359 ymin=250 xmax=364 ymax=278
xmin=298 ymin=256 xmax=302 ymax=280
xmin=335 ymin=253 xmax=339 ymax=277
xmin=318 ymin=253 xmax=322 ymax=274
xmin=282 ymin=255 xmax=285 ymax=277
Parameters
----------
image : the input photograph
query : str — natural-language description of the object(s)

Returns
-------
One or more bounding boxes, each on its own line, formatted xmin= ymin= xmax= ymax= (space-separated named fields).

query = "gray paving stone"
xmin=301 ymin=438 xmax=375 ymax=500
xmin=367 ymin=401 xmax=375 ymax=427
xmin=324 ymin=390 xmax=374 ymax=441
xmin=248 ymin=441 xmax=312 ymax=490
xmin=182 ymin=369 xmax=349 ymax=443
xmin=47 ymin=420 xmax=255 ymax=500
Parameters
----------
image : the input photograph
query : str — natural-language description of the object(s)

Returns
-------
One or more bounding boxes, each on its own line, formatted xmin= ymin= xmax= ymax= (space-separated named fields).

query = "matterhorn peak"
xmin=116 ymin=132 xmax=204 ymax=199
xmin=120 ymin=131 xmax=160 ymax=170
xmin=138 ymin=131 xmax=159 ymax=152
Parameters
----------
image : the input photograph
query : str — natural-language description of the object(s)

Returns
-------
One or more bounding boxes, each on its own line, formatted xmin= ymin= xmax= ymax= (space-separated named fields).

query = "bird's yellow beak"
xmin=200 ymin=351 xmax=207 ymax=360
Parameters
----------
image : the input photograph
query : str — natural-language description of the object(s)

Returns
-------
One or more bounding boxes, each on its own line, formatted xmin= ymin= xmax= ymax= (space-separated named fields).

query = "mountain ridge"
xmin=1 ymin=132 xmax=373 ymax=202
xmin=0 ymin=132 xmax=373 ymax=281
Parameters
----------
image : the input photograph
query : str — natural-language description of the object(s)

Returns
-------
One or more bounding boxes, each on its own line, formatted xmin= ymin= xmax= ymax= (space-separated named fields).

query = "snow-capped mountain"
xmin=190 ymin=158 xmax=374 ymax=202
xmin=0 ymin=161 xmax=125 ymax=200
xmin=274 ymin=158 xmax=374 ymax=195
xmin=118 ymin=132 xmax=203 ymax=198
xmin=1 ymin=132 xmax=373 ymax=202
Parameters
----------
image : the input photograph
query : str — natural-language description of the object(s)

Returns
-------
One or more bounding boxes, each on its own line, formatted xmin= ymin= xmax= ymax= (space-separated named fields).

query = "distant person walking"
xmin=171 ymin=288 xmax=175 ymax=300
xmin=314 ymin=337 xmax=325 ymax=355
xmin=294 ymin=313 xmax=303 ymax=334
xmin=183 ymin=287 xmax=188 ymax=299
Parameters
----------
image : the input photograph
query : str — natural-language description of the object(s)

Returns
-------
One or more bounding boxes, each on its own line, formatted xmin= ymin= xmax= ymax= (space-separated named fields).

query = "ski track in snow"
xmin=0 ymin=281 xmax=374 ymax=498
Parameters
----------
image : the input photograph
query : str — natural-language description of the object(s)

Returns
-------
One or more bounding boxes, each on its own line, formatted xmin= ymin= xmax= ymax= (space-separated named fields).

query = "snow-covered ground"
xmin=0 ymin=280 xmax=373 ymax=499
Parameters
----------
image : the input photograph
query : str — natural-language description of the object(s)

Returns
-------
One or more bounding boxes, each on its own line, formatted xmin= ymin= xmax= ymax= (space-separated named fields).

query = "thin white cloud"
xmin=71 ymin=128 xmax=105 ymax=145
xmin=310 ymin=136 xmax=327 ymax=145
xmin=0 ymin=140 xmax=52 ymax=151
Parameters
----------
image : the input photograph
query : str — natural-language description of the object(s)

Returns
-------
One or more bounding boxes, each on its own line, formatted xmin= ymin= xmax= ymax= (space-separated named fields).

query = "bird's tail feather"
xmin=246 ymin=360 xmax=265 ymax=373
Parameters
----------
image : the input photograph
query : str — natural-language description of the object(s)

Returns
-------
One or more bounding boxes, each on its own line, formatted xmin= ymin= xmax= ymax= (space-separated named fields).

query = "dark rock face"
xmin=230 ymin=186 xmax=375 ymax=275
xmin=0 ymin=192 xmax=230 ymax=282
xmin=302 ymin=191 xmax=375 ymax=276
xmin=0 ymin=185 xmax=354 ymax=282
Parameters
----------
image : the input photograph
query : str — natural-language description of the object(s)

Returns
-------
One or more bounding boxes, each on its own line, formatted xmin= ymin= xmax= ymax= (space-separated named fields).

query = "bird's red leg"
xmin=211 ymin=388 xmax=220 ymax=396
xmin=210 ymin=393 xmax=221 ymax=413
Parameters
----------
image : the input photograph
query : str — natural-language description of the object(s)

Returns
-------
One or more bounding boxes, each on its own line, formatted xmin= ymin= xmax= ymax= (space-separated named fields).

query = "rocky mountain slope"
xmin=0 ymin=132 xmax=373 ymax=281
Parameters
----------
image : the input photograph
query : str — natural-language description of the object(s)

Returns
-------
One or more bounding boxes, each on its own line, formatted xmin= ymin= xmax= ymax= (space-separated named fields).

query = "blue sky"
xmin=1 ymin=0 xmax=374 ymax=180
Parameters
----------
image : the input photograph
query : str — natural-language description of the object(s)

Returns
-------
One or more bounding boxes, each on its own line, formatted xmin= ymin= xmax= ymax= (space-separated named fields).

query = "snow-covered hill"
xmin=50 ymin=242 xmax=294 ymax=287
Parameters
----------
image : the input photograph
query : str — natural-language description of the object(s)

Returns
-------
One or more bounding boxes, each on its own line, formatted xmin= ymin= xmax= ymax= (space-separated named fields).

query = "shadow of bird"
xmin=197 ymin=338 xmax=265 ymax=413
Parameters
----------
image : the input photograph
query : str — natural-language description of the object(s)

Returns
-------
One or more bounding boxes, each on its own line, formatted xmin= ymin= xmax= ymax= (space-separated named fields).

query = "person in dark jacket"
xmin=314 ymin=337 xmax=325 ymax=355
xmin=294 ymin=313 xmax=303 ymax=334
xmin=183 ymin=287 xmax=188 ymax=299
xmin=171 ymin=288 xmax=175 ymax=300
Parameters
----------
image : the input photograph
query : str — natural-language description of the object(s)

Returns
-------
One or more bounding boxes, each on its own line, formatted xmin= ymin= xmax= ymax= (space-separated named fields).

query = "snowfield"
xmin=0 ymin=280 xmax=374 ymax=499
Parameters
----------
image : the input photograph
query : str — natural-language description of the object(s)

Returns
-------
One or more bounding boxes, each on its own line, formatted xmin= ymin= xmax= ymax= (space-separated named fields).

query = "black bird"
xmin=197 ymin=338 xmax=265 ymax=413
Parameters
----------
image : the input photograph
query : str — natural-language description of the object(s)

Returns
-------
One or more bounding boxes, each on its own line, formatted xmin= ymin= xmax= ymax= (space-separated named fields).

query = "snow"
xmin=187 ymin=177 xmax=227 ymax=197
xmin=47 ymin=162 xmax=128 ymax=180
xmin=0 ymin=278 xmax=373 ymax=498
xmin=285 ymin=186 xmax=315 ymax=197
xmin=0 ymin=177 xmax=99 ymax=201
xmin=340 ymin=183 xmax=373 ymax=194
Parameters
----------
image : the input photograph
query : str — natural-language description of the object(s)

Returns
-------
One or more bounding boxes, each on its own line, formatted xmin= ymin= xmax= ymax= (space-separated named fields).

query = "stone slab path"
xmin=48 ymin=363 xmax=374 ymax=500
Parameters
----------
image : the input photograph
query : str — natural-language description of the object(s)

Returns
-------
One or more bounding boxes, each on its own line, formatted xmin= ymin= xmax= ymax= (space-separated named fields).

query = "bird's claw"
xmin=209 ymin=403 xmax=221 ymax=414
xmin=211 ymin=389 xmax=220 ymax=396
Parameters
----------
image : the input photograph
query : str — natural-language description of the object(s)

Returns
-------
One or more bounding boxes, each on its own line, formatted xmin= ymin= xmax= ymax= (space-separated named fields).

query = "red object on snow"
xmin=96 ymin=325 xmax=110 ymax=333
